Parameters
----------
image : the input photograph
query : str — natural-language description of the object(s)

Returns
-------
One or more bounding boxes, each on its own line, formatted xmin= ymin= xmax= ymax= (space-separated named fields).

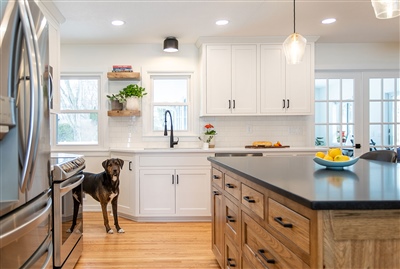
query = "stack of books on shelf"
xmin=112 ymin=65 xmax=133 ymax=72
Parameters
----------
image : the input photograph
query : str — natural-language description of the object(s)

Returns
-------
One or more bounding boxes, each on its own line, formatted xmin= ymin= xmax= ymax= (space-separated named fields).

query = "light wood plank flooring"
xmin=75 ymin=212 xmax=220 ymax=268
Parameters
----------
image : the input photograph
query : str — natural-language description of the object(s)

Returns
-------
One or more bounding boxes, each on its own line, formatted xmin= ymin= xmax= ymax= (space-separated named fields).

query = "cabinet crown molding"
xmin=195 ymin=36 xmax=320 ymax=47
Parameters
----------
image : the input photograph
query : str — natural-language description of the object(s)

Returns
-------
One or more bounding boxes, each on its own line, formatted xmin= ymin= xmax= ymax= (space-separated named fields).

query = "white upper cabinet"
xmin=205 ymin=45 xmax=257 ymax=115
xmin=260 ymin=44 xmax=313 ymax=115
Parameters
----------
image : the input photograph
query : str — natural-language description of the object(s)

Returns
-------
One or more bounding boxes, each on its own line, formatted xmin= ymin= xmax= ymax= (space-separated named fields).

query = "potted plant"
xmin=120 ymin=84 xmax=147 ymax=110
xmin=106 ymin=93 xmax=125 ymax=110
xmin=203 ymin=123 xmax=217 ymax=148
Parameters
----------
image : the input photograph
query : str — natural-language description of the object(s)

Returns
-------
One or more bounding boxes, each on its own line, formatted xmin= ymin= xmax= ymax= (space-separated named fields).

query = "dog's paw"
xmin=107 ymin=229 xmax=114 ymax=234
xmin=117 ymin=228 xmax=125 ymax=233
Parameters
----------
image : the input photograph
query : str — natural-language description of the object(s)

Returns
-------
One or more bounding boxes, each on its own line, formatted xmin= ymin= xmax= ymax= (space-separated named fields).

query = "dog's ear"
xmin=117 ymin=159 xmax=124 ymax=169
xmin=102 ymin=159 xmax=109 ymax=170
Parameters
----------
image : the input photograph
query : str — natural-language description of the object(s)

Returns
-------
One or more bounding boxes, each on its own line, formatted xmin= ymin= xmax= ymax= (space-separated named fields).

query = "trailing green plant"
xmin=106 ymin=93 xmax=126 ymax=103
xmin=120 ymin=84 xmax=147 ymax=98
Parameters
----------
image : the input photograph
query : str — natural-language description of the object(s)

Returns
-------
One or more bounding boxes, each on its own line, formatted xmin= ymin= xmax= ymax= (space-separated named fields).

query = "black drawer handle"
xmin=225 ymin=183 xmax=235 ymax=189
xmin=227 ymin=258 xmax=236 ymax=267
xmin=226 ymin=215 xmax=235 ymax=222
xmin=257 ymin=249 xmax=275 ymax=264
xmin=213 ymin=175 xmax=221 ymax=180
xmin=213 ymin=191 xmax=220 ymax=196
xmin=274 ymin=217 xmax=293 ymax=228
xmin=243 ymin=196 xmax=255 ymax=203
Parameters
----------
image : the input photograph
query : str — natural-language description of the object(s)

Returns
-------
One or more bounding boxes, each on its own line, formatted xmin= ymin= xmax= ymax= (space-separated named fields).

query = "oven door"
xmin=53 ymin=173 xmax=84 ymax=268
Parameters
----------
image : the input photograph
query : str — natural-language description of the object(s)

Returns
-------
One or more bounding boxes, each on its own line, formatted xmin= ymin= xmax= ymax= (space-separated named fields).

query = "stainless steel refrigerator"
xmin=0 ymin=0 xmax=53 ymax=268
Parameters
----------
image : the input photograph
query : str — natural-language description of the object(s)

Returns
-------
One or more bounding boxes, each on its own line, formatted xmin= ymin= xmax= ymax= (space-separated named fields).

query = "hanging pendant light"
xmin=371 ymin=0 xmax=400 ymax=19
xmin=283 ymin=0 xmax=307 ymax=65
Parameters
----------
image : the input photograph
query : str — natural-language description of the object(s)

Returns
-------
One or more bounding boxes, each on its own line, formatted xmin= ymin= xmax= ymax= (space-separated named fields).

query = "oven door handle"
xmin=59 ymin=174 xmax=84 ymax=196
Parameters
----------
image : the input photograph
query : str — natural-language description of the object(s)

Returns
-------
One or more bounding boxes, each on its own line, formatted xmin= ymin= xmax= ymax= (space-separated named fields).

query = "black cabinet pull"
xmin=228 ymin=100 xmax=231 ymax=109
xmin=243 ymin=196 xmax=255 ymax=203
xmin=282 ymin=99 xmax=285 ymax=108
xmin=225 ymin=183 xmax=235 ymax=188
xmin=233 ymin=100 xmax=236 ymax=109
xmin=287 ymin=99 xmax=290 ymax=108
xmin=213 ymin=191 xmax=220 ymax=196
xmin=227 ymin=258 xmax=236 ymax=267
xmin=257 ymin=249 xmax=275 ymax=264
xmin=172 ymin=175 xmax=174 ymax=184
xmin=128 ymin=161 xmax=132 ymax=171
xmin=176 ymin=174 xmax=179 ymax=184
xmin=274 ymin=217 xmax=293 ymax=228
xmin=226 ymin=215 xmax=235 ymax=222
xmin=213 ymin=175 xmax=220 ymax=180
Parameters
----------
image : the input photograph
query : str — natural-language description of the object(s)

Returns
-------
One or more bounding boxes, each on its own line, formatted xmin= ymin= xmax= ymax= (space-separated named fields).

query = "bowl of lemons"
xmin=313 ymin=148 xmax=359 ymax=170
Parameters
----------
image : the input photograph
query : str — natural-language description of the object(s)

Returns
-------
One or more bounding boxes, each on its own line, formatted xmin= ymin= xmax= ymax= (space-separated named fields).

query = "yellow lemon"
xmin=334 ymin=155 xmax=350 ymax=162
xmin=315 ymin=152 xmax=325 ymax=158
xmin=328 ymin=148 xmax=342 ymax=159
xmin=323 ymin=155 xmax=334 ymax=161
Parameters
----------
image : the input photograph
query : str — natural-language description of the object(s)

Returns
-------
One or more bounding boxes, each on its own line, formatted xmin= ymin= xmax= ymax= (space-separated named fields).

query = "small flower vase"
xmin=125 ymin=97 xmax=140 ymax=110
xmin=110 ymin=100 xmax=123 ymax=111
xmin=204 ymin=134 xmax=216 ymax=148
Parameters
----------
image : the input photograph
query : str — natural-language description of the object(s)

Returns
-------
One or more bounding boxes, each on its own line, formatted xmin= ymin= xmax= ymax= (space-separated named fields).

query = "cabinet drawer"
xmin=225 ymin=235 xmax=239 ymax=269
xmin=242 ymin=212 xmax=310 ymax=269
xmin=241 ymin=183 xmax=264 ymax=219
xmin=224 ymin=174 xmax=240 ymax=200
xmin=224 ymin=196 xmax=239 ymax=246
xmin=211 ymin=168 xmax=223 ymax=188
xmin=268 ymin=198 xmax=310 ymax=254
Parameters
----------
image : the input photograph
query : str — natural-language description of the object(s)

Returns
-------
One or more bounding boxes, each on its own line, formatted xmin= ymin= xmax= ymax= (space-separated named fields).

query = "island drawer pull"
xmin=243 ymin=196 xmax=255 ymax=203
xmin=225 ymin=183 xmax=235 ymax=188
xmin=257 ymin=249 xmax=275 ymax=264
xmin=213 ymin=191 xmax=220 ymax=196
xmin=227 ymin=258 xmax=236 ymax=267
xmin=226 ymin=215 xmax=235 ymax=222
xmin=213 ymin=175 xmax=221 ymax=179
xmin=274 ymin=217 xmax=293 ymax=228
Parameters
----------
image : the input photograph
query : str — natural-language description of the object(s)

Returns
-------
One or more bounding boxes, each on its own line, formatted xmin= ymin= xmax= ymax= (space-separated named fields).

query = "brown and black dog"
xmin=70 ymin=158 xmax=125 ymax=234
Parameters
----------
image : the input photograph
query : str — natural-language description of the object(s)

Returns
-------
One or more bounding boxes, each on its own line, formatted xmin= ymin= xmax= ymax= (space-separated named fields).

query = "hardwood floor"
xmin=75 ymin=212 xmax=220 ymax=268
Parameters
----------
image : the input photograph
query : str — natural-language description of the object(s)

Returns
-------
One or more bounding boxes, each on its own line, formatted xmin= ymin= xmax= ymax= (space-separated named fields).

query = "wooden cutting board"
xmin=245 ymin=145 xmax=290 ymax=149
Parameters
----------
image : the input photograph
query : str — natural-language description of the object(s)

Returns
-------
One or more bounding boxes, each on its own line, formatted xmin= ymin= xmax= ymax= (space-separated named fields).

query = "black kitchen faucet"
xmin=164 ymin=110 xmax=179 ymax=148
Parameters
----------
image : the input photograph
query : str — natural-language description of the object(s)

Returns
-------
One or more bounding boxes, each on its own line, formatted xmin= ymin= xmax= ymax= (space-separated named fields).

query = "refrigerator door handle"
xmin=20 ymin=234 xmax=53 ymax=269
xmin=0 ymin=195 xmax=52 ymax=247
xmin=18 ymin=0 xmax=43 ymax=192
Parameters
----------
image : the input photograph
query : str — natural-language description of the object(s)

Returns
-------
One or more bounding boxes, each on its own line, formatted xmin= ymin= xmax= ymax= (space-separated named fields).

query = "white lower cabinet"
xmin=111 ymin=154 xmax=134 ymax=216
xmin=139 ymin=168 xmax=211 ymax=216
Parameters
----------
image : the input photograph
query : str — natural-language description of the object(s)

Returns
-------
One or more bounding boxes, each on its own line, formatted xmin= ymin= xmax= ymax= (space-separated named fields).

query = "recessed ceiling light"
xmin=322 ymin=18 xmax=336 ymax=24
xmin=216 ymin=19 xmax=229 ymax=26
xmin=111 ymin=20 xmax=125 ymax=26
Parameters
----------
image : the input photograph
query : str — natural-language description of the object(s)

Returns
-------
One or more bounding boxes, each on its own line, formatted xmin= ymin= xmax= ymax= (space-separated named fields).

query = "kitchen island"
xmin=208 ymin=155 xmax=400 ymax=269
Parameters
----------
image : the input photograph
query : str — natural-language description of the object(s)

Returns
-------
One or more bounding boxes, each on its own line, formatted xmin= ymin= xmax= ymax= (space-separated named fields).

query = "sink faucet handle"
xmin=173 ymin=137 xmax=179 ymax=145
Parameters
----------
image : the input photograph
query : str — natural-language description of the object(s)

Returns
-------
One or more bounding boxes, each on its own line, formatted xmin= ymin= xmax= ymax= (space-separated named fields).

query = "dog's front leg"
xmin=100 ymin=203 xmax=113 ymax=234
xmin=111 ymin=196 xmax=124 ymax=233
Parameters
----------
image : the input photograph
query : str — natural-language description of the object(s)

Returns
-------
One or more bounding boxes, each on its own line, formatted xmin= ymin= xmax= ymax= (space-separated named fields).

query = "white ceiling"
xmin=53 ymin=0 xmax=400 ymax=44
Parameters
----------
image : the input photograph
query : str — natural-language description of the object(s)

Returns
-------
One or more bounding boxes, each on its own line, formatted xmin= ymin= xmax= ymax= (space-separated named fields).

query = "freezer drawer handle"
xmin=274 ymin=217 xmax=293 ymax=228
xmin=243 ymin=196 xmax=255 ymax=203
xmin=0 ymin=197 xmax=52 ymax=247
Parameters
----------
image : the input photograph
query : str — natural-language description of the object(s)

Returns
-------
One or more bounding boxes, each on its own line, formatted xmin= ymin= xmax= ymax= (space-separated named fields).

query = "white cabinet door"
xmin=285 ymin=44 xmax=313 ymax=115
xmin=206 ymin=45 xmax=232 ymax=114
xmin=232 ymin=45 xmax=257 ymax=114
xmin=260 ymin=44 xmax=286 ymax=114
xmin=176 ymin=169 xmax=211 ymax=216
xmin=116 ymin=156 xmax=134 ymax=215
xmin=139 ymin=169 xmax=175 ymax=215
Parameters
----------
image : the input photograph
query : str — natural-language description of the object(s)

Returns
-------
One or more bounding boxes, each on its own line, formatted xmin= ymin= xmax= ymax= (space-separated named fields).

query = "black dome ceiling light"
xmin=163 ymin=37 xmax=179 ymax=52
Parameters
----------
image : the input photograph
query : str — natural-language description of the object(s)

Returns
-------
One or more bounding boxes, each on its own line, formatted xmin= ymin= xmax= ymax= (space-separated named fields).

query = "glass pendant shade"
xmin=283 ymin=33 xmax=307 ymax=65
xmin=163 ymin=37 xmax=179 ymax=52
xmin=371 ymin=0 xmax=400 ymax=19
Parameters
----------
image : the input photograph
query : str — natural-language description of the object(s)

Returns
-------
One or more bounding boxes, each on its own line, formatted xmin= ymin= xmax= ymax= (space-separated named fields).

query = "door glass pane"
xmin=383 ymin=78 xmax=395 ymax=100
xmin=383 ymin=124 xmax=394 ymax=146
xmin=369 ymin=79 xmax=381 ymax=100
xmin=342 ymin=102 xmax=353 ymax=123
xmin=369 ymin=102 xmax=381 ymax=123
xmin=342 ymin=79 xmax=354 ymax=100
xmin=315 ymin=102 xmax=327 ymax=123
xmin=328 ymin=102 xmax=340 ymax=123
xmin=370 ymin=124 xmax=381 ymax=147
xmin=315 ymin=125 xmax=326 ymax=146
xmin=315 ymin=79 xmax=327 ymax=100
xmin=328 ymin=79 xmax=340 ymax=100
xmin=329 ymin=125 xmax=341 ymax=146
xmin=383 ymin=101 xmax=395 ymax=122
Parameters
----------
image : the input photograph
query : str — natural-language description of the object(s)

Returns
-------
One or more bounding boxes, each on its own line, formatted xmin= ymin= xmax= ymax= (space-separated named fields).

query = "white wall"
xmin=60 ymin=42 xmax=399 ymax=150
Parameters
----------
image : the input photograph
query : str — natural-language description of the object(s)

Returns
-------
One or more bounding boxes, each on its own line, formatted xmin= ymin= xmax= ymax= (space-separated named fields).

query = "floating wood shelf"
xmin=107 ymin=110 xmax=141 ymax=117
xmin=107 ymin=72 xmax=140 ymax=80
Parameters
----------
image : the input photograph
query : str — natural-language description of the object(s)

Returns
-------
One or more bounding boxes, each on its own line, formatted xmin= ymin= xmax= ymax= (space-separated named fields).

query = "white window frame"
xmin=142 ymin=71 xmax=196 ymax=137
xmin=51 ymin=72 xmax=107 ymax=151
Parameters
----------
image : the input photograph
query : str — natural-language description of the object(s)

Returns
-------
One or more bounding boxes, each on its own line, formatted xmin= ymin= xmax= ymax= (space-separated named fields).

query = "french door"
xmin=315 ymin=70 xmax=400 ymax=156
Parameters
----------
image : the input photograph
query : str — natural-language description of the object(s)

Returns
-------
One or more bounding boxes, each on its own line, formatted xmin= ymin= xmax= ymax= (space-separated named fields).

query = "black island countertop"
xmin=208 ymin=155 xmax=400 ymax=210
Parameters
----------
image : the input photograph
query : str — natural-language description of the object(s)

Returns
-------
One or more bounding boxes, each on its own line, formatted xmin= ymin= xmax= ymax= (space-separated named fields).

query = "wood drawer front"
xmin=224 ymin=196 xmax=240 ymax=245
xmin=225 ymin=235 xmax=240 ymax=269
xmin=268 ymin=198 xmax=310 ymax=255
xmin=241 ymin=183 xmax=264 ymax=219
xmin=212 ymin=168 xmax=223 ymax=188
xmin=242 ymin=213 xmax=310 ymax=269
xmin=224 ymin=174 xmax=240 ymax=200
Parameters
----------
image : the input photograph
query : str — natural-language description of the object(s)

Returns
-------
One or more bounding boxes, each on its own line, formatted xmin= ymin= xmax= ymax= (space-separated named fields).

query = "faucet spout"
xmin=164 ymin=110 xmax=179 ymax=148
